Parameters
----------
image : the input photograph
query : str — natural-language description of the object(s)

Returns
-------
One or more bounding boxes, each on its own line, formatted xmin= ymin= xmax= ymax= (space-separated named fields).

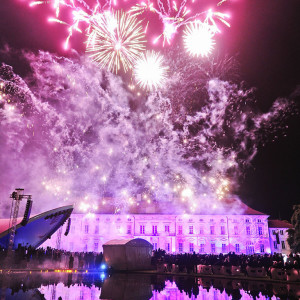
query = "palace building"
xmin=42 ymin=199 xmax=292 ymax=255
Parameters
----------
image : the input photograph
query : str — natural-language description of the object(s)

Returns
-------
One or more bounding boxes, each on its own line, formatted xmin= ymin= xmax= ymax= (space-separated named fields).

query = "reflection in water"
xmin=0 ymin=272 xmax=299 ymax=300
xmin=100 ymin=274 xmax=152 ymax=300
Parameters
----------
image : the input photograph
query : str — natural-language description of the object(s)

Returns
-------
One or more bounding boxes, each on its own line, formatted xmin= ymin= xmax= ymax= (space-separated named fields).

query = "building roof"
xmin=237 ymin=201 xmax=266 ymax=215
xmin=0 ymin=205 xmax=73 ymax=249
xmin=268 ymin=219 xmax=293 ymax=229
xmin=103 ymin=239 xmax=133 ymax=245
xmin=103 ymin=238 xmax=152 ymax=247
xmin=75 ymin=197 xmax=267 ymax=216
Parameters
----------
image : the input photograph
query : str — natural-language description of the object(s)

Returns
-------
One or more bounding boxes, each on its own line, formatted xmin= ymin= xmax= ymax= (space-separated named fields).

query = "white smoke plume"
xmin=0 ymin=50 xmax=295 ymax=216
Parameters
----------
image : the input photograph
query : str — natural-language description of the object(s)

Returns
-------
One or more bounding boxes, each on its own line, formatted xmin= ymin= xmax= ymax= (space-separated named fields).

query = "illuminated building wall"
xmin=43 ymin=213 xmax=274 ymax=254
xmin=268 ymin=220 xmax=293 ymax=255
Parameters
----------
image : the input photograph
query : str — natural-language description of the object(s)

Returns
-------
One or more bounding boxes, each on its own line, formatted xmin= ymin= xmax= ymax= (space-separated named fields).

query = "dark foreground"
xmin=0 ymin=271 xmax=300 ymax=300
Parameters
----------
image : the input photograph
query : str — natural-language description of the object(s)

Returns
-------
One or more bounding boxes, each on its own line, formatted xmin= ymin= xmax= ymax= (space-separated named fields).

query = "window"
xmin=189 ymin=243 xmax=194 ymax=253
xmin=220 ymin=219 xmax=225 ymax=223
xmin=210 ymin=219 xmax=214 ymax=222
xmin=140 ymin=225 xmax=145 ymax=234
xmin=258 ymin=226 xmax=263 ymax=236
xmin=272 ymin=230 xmax=276 ymax=235
xmin=257 ymin=219 xmax=261 ymax=223
xmin=189 ymin=226 xmax=193 ymax=234
xmin=94 ymin=242 xmax=99 ymax=252
xmin=221 ymin=226 xmax=225 ymax=235
xmin=96 ymin=218 xmax=99 ymax=221
xmin=84 ymin=224 xmax=89 ymax=234
xmin=235 ymin=244 xmax=240 ymax=253
xmin=199 ymin=219 xmax=204 ymax=222
xmin=165 ymin=225 xmax=170 ymax=232
xmin=222 ymin=244 xmax=227 ymax=253
xmin=211 ymin=243 xmax=216 ymax=253
xmin=199 ymin=226 xmax=204 ymax=235
xmin=178 ymin=225 xmax=183 ymax=235
xmin=127 ymin=225 xmax=131 ymax=234
xmin=128 ymin=218 xmax=132 ymax=221
xmin=246 ymin=226 xmax=251 ymax=235
xmin=188 ymin=219 xmax=193 ymax=222
xmin=153 ymin=243 xmax=158 ymax=250
xmin=152 ymin=225 xmax=158 ymax=234
xmin=210 ymin=226 xmax=215 ymax=235
xmin=260 ymin=244 xmax=264 ymax=253
xmin=281 ymin=241 xmax=286 ymax=249
xmin=178 ymin=242 xmax=183 ymax=252
xmin=280 ymin=230 xmax=284 ymax=235
xmin=246 ymin=242 xmax=254 ymax=254
xmin=165 ymin=243 xmax=170 ymax=252
xmin=246 ymin=219 xmax=250 ymax=223
xmin=95 ymin=225 xmax=99 ymax=234
xmin=273 ymin=241 xmax=278 ymax=249
xmin=199 ymin=244 xmax=205 ymax=253
xmin=234 ymin=226 xmax=239 ymax=235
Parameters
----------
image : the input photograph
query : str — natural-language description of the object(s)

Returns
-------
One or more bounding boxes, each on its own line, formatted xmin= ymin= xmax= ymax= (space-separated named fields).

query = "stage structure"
xmin=0 ymin=205 xmax=73 ymax=250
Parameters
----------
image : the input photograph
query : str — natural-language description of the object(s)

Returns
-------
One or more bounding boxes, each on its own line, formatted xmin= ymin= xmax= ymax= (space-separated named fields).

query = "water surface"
xmin=0 ymin=272 xmax=299 ymax=299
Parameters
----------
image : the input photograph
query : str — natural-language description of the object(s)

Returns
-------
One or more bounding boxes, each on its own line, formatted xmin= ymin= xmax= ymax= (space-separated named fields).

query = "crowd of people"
xmin=151 ymin=249 xmax=300 ymax=275
xmin=1 ymin=244 xmax=300 ymax=277
xmin=0 ymin=245 xmax=103 ymax=269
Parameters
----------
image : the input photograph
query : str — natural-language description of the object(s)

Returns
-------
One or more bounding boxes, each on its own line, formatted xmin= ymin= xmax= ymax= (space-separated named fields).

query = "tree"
xmin=287 ymin=205 xmax=300 ymax=253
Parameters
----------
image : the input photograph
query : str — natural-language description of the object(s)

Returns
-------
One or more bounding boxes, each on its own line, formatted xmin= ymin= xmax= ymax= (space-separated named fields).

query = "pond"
xmin=0 ymin=272 xmax=299 ymax=299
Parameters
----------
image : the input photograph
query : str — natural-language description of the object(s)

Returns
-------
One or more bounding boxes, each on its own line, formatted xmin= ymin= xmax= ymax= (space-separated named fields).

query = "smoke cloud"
xmin=0 ymin=50 xmax=294 ymax=216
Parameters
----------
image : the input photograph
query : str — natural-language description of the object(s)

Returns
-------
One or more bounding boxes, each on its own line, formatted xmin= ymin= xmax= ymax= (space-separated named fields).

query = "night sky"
xmin=0 ymin=0 xmax=299 ymax=220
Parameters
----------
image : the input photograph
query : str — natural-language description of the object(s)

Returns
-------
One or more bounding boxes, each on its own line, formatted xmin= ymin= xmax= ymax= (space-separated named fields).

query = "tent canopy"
xmin=103 ymin=238 xmax=153 ymax=271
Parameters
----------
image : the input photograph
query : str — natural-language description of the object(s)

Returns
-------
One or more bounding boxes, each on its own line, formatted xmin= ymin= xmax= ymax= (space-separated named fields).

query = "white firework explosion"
xmin=183 ymin=21 xmax=215 ymax=57
xmin=134 ymin=51 xmax=168 ymax=91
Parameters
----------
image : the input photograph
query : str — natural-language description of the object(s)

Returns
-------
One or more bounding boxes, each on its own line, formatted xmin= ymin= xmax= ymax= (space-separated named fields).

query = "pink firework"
xmin=130 ymin=0 xmax=230 ymax=46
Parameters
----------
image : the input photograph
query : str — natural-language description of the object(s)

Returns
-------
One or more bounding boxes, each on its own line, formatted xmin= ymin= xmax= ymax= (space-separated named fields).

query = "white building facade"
xmin=268 ymin=219 xmax=293 ymax=255
xmin=43 ymin=212 xmax=276 ymax=255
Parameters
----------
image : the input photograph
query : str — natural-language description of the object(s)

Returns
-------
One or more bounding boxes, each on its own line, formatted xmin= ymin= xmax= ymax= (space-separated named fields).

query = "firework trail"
xmin=130 ymin=0 xmax=229 ymax=46
xmin=30 ymin=0 xmax=230 ymax=64
xmin=0 ymin=50 xmax=294 ymax=215
xmin=31 ymin=0 xmax=115 ymax=50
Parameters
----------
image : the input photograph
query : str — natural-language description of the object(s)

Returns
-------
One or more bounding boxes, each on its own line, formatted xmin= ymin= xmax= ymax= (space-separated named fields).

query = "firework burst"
xmin=86 ymin=10 xmax=146 ymax=73
xmin=131 ymin=0 xmax=229 ymax=46
xmin=183 ymin=21 xmax=215 ymax=57
xmin=134 ymin=51 xmax=168 ymax=90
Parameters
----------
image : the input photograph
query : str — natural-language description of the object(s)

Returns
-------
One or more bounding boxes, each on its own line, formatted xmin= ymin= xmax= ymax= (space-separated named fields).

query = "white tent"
xmin=103 ymin=238 xmax=153 ymax=270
